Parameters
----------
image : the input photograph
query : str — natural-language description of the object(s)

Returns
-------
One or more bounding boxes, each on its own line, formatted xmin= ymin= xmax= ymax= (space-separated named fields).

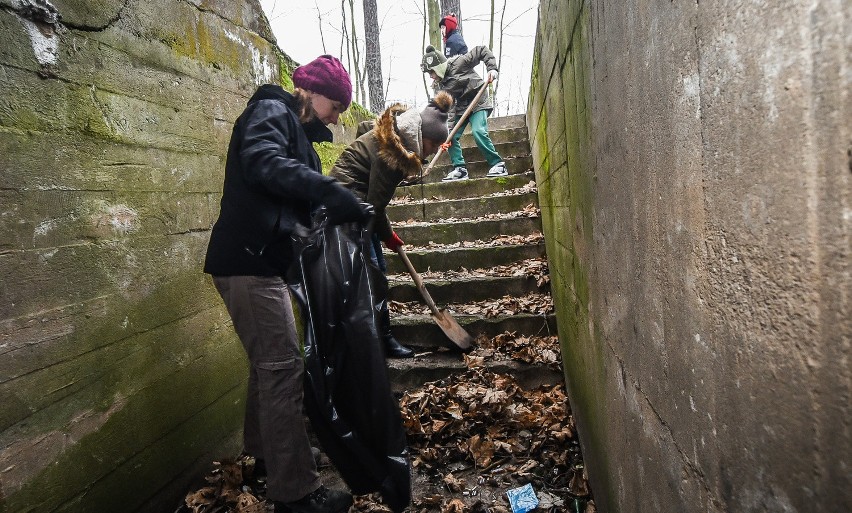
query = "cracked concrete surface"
xmin=529 ymin=0 xmax=850 ymax=512
xmin=0 ymin=0 xmax=293 ymax=511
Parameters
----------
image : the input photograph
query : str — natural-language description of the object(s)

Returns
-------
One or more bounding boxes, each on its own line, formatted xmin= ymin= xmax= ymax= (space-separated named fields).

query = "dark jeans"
xmin=370 ymin=233 xmax=387 ymax=273
xmin=212 ymin=275 xmax=320 ymax=503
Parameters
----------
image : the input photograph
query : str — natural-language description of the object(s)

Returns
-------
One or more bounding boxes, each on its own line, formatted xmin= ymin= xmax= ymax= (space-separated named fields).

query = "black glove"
xmin=320 ymin=182 xmax=367 ymax=225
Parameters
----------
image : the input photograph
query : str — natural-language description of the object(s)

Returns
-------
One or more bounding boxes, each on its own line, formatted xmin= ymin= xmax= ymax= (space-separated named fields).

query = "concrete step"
xmin=458 ymin=125 xmax=530 ymax=147
xmin=380 ymin=111 xmax=548 ymax=400
xmin=396 ymin=172 xmax=534 ymax=200
xmin=390 ymin=312 xmax=557 ymax=349
xmin=384 ymin=242 xmax=546 ymax=274
xmin=388 ymin=191 xmax=538 ymax=223
xmin=436 ymin=138 xmax=531 ymax=166
xmin=394 ymin=216 xmax=541 ymax=246
xmin=479 ymin=113 xmax=527 ymax=131
xmin=386 ymin=352 xmax=562 ymax=394
xmin=388 ymin=274 xmax=549 ymax=304
xmin=422 ymin=155 xmax=533 ymax=184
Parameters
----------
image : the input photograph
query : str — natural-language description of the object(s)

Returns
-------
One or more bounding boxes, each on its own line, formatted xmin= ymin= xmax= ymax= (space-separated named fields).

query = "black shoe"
xmin=274 ymin=485 xmax=353 ymax=513
xmin=384 ymin=334 xmax=415 ymax=358
xmin=379 ymin=302 xmax=414 ymax=358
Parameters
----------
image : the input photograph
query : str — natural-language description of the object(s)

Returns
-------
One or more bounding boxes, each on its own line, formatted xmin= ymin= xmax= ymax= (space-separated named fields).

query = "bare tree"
xmin=427 ymin=0 xmax=441 ymax=50
xmin=489 ymin=0 xmax=495 ymax=49
xmin=363 ymin=0 xmax=385 ymax=112
xmin=315 ymin=1 xmax=327 ymax=53
xmin=413 ymin=0 xmax=433 ymax=98
xmin=491 ymin=0 xmax=506 ymax=114
xmin=344 ymin=0 xmax=367 ymax=105
xmin=493 ymin=4 xmax=535 ymax=113
xmin=341 ymin=1 xmax=350 ymax=78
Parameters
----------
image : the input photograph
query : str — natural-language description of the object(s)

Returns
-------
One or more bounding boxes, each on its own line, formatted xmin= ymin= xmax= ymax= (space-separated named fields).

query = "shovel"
xmin=394 ymin=246 xmax=473 ymax=351
xmin=421 ymin=79 xmax=493 ymax=178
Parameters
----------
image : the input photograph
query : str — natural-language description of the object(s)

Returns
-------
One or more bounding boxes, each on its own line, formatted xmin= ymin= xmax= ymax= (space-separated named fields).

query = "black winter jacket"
xmin=204 ymin=85 xmax=338 ymax=276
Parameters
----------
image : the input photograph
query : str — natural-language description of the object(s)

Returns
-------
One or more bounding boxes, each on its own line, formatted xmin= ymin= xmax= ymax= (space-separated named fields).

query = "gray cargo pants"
xmin=213 ymin=275 xmax=320 ymax=503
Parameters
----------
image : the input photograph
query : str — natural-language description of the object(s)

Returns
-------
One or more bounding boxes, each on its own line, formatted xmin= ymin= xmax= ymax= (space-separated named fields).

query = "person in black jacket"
xmin=439 ymin=13 xmax=467 ymax=58
xmin=204 ymin=55 xmax=363 ymax=513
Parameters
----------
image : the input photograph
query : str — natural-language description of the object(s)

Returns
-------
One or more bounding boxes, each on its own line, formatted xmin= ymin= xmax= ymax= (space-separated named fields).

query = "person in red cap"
xmin=439 ymin=13 xmax=468 ymax=58
xmin=204 ymin=55 xmax=363 ymax=513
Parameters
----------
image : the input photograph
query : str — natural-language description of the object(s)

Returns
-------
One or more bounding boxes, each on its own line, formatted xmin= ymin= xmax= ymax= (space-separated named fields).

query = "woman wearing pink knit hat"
xmin=205 ymin=55 xmax=363 ymax=513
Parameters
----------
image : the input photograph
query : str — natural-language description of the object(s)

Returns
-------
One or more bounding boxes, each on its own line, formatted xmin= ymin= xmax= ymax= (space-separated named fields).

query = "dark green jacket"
xmin=330 ymin=105 xmax=422 ymax=241
xmin=436 ymin=45 xmax=498 ymax=123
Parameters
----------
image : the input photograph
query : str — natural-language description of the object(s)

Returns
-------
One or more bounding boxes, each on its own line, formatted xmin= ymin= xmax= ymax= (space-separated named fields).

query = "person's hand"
xmin=487 ymin=69 xmax=499 ymax=83
xmin=321 ymin=182 xmax=367 ymax=225
xmin=384 ymin=232 xmax=404 ymax=252
xmin=440 ymin=141 xmax=451 ymax=151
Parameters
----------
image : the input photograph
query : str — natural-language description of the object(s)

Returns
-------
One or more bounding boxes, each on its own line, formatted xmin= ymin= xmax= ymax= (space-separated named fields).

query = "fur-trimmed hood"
xmin=375 ymin=91 xmax=453 ymax=179
xmin=374 ymin=103 xmax=423 ymax=179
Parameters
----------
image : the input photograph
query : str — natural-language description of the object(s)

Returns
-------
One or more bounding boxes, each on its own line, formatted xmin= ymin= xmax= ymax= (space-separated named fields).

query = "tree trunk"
xmin=362 ymin=0 xmax=384 ymax=113
xmin=488 ymin=0 xmax=495 ymax=49
xmin=346 ymin=0 xmax=367 ymax=105
xmin=440 ymin=0 xmax=461 ymax=33
xmin=427 ymin=0 xmax=441 ymax=51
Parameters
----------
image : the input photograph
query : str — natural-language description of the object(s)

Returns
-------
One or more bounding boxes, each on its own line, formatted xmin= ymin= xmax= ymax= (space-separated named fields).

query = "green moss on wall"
xmin=1 ymin=270 xmax=248 ymax=511
xmin=315 ymin=141 xmax=346 ymax=174
xmin=343 ymin=102 xmax=373 ymax=128
xmin=277 ymin=51 xmax=297 ymax=91
xmin=530 ymin=2 xmax=616 ymax=509
xmin=1 ymin=1 xmax=289 ymax=511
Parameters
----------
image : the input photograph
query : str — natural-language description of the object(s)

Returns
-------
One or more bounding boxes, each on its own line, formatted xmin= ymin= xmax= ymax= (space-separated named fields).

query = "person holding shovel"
xmin=203 ymin=55 xmax=364 ymax=513
xmin=421 ymin=44 xmax=506 ymax=181
xmin=330 ymin=91 xmax=455 ymax=358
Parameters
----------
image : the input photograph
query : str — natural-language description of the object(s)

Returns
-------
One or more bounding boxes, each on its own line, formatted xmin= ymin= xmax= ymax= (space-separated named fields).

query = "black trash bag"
xmin=287 ymin=207 xmax=411 ymax=513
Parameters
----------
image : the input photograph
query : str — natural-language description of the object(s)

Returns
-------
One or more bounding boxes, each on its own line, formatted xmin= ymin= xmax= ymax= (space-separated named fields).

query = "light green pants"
xmin=448 ymin=109 xmax=503 ymax=167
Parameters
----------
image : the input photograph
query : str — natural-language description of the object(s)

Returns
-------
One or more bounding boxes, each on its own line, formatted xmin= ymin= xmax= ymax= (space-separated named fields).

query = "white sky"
xmin=258 ymin=1 xmax=539 ymax=115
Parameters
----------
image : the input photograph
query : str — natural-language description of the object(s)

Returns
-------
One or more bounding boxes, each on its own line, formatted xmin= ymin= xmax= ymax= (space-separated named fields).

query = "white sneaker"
xmin=442 ymin=167 xmax=469 ymax=181
xmin=486 ymin=162 xmax=508 ymax=177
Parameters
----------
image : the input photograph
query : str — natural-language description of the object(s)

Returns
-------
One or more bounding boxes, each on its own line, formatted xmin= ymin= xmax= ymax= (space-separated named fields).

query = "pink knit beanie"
xmin=292 ymin=55 xmax=353 ymax=109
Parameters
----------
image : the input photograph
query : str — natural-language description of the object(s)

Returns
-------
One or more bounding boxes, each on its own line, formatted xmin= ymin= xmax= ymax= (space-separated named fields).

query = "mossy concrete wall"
xmin=0 ymin=1 xmax=361 ymax=511
xmin=528 ymin=1 xmax=850 ymax=512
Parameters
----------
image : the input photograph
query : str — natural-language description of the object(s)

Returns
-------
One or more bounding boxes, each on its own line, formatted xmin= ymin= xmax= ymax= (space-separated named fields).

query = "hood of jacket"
xmin=374 ymin=104 xmax=422 ymax=178
xmin=247 ymin=84 xmax=333 ymax=144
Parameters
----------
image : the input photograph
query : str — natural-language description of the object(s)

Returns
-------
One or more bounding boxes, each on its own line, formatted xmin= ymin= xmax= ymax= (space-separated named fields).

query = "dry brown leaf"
xmin=184 ymin=487 xmax=216 ymax=513
xmin=442 ymin=473 xmax=466 ymax=493
xmin=234 ymin=493 xmax=264 ymax=513
xmin=442 ymin=498 xmax=467 ymax=513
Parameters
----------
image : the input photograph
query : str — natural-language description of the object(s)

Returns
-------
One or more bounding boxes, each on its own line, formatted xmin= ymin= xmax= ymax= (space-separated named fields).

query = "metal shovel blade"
xmin=395 ymin=246 xmax=474 ymax=351
xmin=432 ymin=309 xmax=473 ymax=351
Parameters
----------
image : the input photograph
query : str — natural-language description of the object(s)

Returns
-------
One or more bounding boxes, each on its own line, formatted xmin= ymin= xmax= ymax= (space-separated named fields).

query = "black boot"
xmin=274 ymin=485 xmax=353 ymax=513
xmin=380 ymin=303 xmax=414 ymax=358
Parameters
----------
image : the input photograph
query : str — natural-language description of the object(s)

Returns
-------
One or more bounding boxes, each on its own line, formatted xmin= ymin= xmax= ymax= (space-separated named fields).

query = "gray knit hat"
xmin=420 ymin=91 xmax=453 ymax=142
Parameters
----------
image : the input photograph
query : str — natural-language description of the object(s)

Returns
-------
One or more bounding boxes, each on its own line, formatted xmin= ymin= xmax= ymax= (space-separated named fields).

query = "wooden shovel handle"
xmin=422 ymin=79 xmax=492 ymax=177
xmin=394 ymin=246 xmax=441 ymax=317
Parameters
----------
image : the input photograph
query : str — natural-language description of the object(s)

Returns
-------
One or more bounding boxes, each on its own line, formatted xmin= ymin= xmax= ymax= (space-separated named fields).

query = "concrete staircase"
xmin=383 ymin=114 xmax=562 ymax=392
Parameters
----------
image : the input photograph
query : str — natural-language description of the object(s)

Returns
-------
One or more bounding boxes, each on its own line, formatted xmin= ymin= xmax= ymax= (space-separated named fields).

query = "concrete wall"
xmin=0 ymin=1 xmax=310 ymax=511
xmin=528 ymin=1 xmax=850 ymax=512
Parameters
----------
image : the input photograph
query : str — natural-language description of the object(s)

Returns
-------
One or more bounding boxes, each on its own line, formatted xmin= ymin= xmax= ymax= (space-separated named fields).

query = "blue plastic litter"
xmin=506 ymin=483 xmax=539 ymax=513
